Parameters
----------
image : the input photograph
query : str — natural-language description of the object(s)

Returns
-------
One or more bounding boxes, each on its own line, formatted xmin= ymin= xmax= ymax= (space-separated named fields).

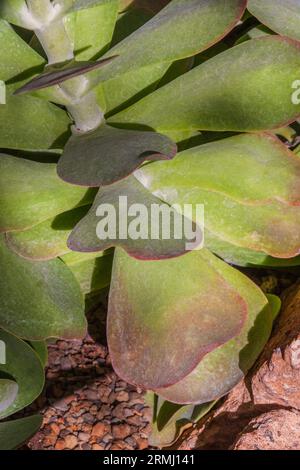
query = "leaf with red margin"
xmin=110 ymin=36 xmax=300 ymax=133
xmin=107 ymin=248 xmax=247 ymax=390
xmin=135 ymin=133 xmax=300 ymax=258
xmin=6 ymin=206 xmax=90 ymax=261
xmin=57 ymin=125 xmax=177 ymax=187
xmin=92 ymin=0 xmax=247 ymax=83
xmin=248 ymin=0 xmax=300 ymax=41
xmin=137 ymin=133 xmax=300 ymax=206
xmin=67 ymin=176 xmax=203 ymax=259
xmin=155 ymin=263 xmax=279 ymax=404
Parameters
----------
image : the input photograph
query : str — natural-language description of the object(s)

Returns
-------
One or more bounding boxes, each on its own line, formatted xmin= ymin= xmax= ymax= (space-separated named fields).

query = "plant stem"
xmin=26 ymin=0 xmax=104 ymax=132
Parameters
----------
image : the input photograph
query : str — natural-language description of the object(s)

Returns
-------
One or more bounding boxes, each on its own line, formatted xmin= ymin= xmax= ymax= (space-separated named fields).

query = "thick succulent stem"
xmin=25 ymin=0 xmax=104 ymax=132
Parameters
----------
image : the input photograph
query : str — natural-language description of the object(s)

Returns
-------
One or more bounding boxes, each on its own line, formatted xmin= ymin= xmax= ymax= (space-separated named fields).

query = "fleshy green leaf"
xmin=6 ymin=206 xmax=90 ymax=260
xmin=68 ymin=0 xmax=119 ymax=61
xmin=0 ymin=1 xmax=28 ymax=27
xmin=205 ymin=230 xmax=300 ymax=268
xmin=58 ymin=0 xmax=113 ymax=13
xmin=0 ymin=88 xmax=70 ymax=150
xmin=248 ymin=0 xmax=300 ymax=41
xmin=0 ymin=154 xmax=95 ymax=232
xmin=108 ymin=248 xmax=247 ymax=390
xmin=0 ymin=19 xmax=44 ymax=83
xmin=57 ymin=125 xmax=177 ymax=187
xmin=0 ymin=379 xmax=18 ymax=414
xmin=94 ymin=0 xmax=247 ymax=83
xmin=0 ymin=235 xmax=86 ymax=340
xmin=155 ymin=273 xmax=278 ymax=405
xmin=68 ymin=176 xmax=201 ymax=260
xmin=136 ymin=133 xmax=300 ymax=258
xmin=29 ymin=341 xmax=48 ymax=367
xmin=148 ymin=393 xmax=215 ymax=448
xmin=66 ymin=252 xmax=113 ymax=294
xmin=0 ymin=329 xmax=44 ymax=419
xmin=0 ymin=415 xmax=42 ymax=450
xmin=110 ymin=36 xmax=300 ymax=133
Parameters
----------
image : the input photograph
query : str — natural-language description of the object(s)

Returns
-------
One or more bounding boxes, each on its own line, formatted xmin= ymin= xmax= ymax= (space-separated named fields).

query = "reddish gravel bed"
xmin=26 ymin=301 xmax=151 ymax=451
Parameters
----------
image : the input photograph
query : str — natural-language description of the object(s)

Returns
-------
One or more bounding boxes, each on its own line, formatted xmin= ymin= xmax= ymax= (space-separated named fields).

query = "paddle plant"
xmin=1 ymin=0 xmax=300 ymax=448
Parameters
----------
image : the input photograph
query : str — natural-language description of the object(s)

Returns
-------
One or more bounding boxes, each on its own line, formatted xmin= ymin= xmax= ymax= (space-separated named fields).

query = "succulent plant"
xmin=0 ymin=0 xmax=300 ymax=448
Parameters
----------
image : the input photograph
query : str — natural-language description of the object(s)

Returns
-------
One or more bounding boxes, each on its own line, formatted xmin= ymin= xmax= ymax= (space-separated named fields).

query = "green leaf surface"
xmin=0 ymin=414 xmax=42 ymax=450
xmin=6 ymin=206 xmax=90 ymax=260
xmin=136 ymin=134 xmax=300 ymax=258
xmin=68 ymin=176 xmax=201 ymax=260
xmin=0 ymin=235 xmax=86 ymax=340
xmin=110 ymin=36 xmax=300 ymax=133
xmin=205 ymin=230 xmax=300 ymax=268
xmin=149 ymin=393 xmax=215 ymax=448
xmin=0 ymin=19 xmax=44 ymax=83
xmin=140 ymin=133 xmax=300 ymax=205
xmin=101 ymin=62 xmax=170 ymax=115
xmin=0 ymin=1 xmax=28 ymax=27
xmin=59 ymin=0 xmax=113 ymax=13
xmin=67 ymin=253 xmax=113 ymax=293
xmin=108 ymin=248 xmax=247 ymax=390
xmin=248 ymin=0 xmax=300 ymax=41
xmin=155 ymin=273 xmax=277 ymax=405
xmin=57 ymin=125 xmax=176 ymax=186
xmin=0 ymin=329 xmax=44 ymax=419
xmin=0 ymin=88 xmax=70 ymax=150
xmin=0 ymin=154 xmax=95 ymax=232
xmin=0 ymin=379 xmax=18 ymax=414
xmin=68 ymin=0 xmax=119 ymax=61
xmin=29 ymin=341 xmax=48 ymax=367
xmin=95 ymin=0 xmax=246 ymax=83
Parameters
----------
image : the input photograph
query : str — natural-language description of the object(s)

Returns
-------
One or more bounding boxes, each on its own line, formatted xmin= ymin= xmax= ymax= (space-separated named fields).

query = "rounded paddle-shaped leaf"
xmin=108 ymin=248 xmax=247 ymax=390
xmin=0 ymin=235 xmax=86 ymax=340
xmin=68 ymin=176 xmax=202 ymax=260
xmin=57 ymin=125 xmax=177 ymax=187
xmin=155 ymin=278 xmax=279 ymax=405
xmin=0 ymin=329 xmax=44 ymax=419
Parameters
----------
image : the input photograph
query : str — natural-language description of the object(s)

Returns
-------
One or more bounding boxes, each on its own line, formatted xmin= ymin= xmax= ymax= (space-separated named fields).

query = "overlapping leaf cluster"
xmin=0 ymin=0 xmax=299 ymax=447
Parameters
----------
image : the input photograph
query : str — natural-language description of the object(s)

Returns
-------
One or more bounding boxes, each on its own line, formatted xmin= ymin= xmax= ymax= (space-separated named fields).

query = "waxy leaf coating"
xmin=248 ymin=0 xmax=300 ymax=41
xmin=0 ymin=235 xmax=86 ymax=340
xmin=110 ymin=36 xmax=300 ymax=133
xmin=6 ymin=206 xmax=90 ymax=260
xmin=0 ymin=154 xmax=95 ymax=232
xmin=136 ymin=133 xmax=300 ymax=258
xmin=108 ymin=248 xmax=247 ymax=389
xmin=68 ymin=176 xmax=202 ymax=260
xmin=95 ymin=0 xmax=247 ymax=83
xmin=155 ymin=278 xmax=278 ymax=405
xmin=57 ymin=125 xmax=177 ymax=187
